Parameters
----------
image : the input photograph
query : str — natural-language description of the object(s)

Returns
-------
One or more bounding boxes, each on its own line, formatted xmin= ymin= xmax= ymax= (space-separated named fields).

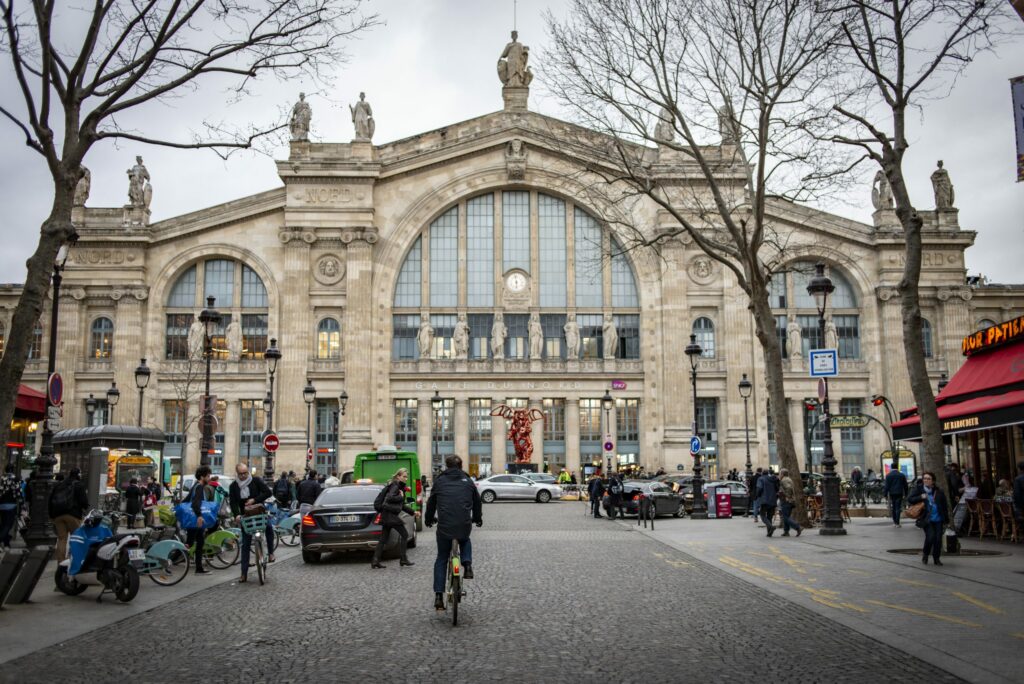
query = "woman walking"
xmin=371 ymin=468 xmax=419 ymax=569
xmin=908 ymin=471 xmax=950 ymax=566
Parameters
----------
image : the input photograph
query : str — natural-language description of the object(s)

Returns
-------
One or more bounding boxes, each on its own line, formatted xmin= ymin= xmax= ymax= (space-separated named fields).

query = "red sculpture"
xmin=490 ymin=404 xmax=546 ymax=464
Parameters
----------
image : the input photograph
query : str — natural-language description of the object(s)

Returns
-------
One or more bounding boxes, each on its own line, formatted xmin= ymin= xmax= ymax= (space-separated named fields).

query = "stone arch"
xmin=770 ymin=248 xmax=873 ymax=310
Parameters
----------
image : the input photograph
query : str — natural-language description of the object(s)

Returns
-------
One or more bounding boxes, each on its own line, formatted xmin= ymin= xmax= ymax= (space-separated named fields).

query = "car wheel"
xmin=674 ymin=502 xmax=686 ymax=518
xmin=537 ymin=490 xmax=552 ymax=503
xmin=302 ymin=550 xmax=321 ymax=564
xmin=481 ymin=490 xmax=496 ymax=503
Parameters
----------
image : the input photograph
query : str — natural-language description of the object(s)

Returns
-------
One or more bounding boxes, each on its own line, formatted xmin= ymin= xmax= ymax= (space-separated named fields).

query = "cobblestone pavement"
xmin=3 ymin=503 xmax=961 ymax=684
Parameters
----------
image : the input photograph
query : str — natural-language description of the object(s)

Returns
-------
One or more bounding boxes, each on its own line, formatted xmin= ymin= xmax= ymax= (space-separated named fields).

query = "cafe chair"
xmin=965 ymin=499 xmax=980 ymax=536
xmin=977 ymin=499 xmax=997 ymax=539
xmin=996 ymin=501 xmax=1018 ymax=543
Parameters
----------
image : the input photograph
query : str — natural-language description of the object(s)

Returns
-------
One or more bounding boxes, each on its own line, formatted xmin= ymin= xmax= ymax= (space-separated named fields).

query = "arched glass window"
xmin=90 ymin=317 xmax=114 ymax=359
xmin=317 ymin=318 xmax=341 ymax=359
xmin=575 ymin=207 xmax=603 ymax=308
xmin=611 ymin=239 xmax=638 ymax=308
xmin=28 ymin=321 xmax=43 ymax=360
xmin=165 ymin=258 xmax=269 ymax=360
xmin=921 ymin=318 xmax=933 ymax=359
xmin=693 ymin=317 xmax=715 ymax=358
xmin=773 ymin=261 xmax=861 ymax=360
xmin=394 ymin=238 xmax=421 ymax=308
xmin=429 ymin=207 xmax=458 ymax=308
xmin=977 ymin=318 xmax=996 ymax=330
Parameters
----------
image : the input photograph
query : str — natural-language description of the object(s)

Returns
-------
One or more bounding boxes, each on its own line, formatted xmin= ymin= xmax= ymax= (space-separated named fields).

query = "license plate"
xmin=128 ymin=549 xmax=146 ymax=561
xmin=330 ymin=514 xmax=359 ymax=524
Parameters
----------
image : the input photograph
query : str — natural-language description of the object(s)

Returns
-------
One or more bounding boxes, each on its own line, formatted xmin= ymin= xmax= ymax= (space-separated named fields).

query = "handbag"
xmin=905 ymin=501 xmax=925 ymax=520
xmin=243 ymin=503 xmax=267 ymax=517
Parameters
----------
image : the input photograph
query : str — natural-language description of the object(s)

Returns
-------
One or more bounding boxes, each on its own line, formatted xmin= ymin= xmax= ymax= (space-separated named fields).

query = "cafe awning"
xmin=935 ymin=343 xmax=1024 ymax=403
xmin=892 ymin=389 xmax=1024 ymax=441
xmin=14 ymin=384 xmax=46 ymax=420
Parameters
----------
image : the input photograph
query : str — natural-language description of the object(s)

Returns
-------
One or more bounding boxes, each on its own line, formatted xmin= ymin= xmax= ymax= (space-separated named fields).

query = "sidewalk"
xmin=626 ymin=511 xmax=1023 ymax=684
xmin=0 ymin=540 xmax=300 ymax=664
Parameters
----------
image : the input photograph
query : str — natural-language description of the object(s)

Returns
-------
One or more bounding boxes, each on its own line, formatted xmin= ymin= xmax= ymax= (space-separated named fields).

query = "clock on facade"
xmin=505 ymin=272 xmax=528 ymax=293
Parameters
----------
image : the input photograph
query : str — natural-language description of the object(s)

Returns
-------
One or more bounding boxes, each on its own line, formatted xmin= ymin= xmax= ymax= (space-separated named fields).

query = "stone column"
xmin=113 ymin=294 xmax=143 ymax=427
xmin=491 ymin=399 xmax=507 ymax=474
xmin=454 ymin=398 xmax=470 ymax=467
xmin=789 ymin=398 xmax=806 ymax=471
xmin=940 ymin=287 xmax=972 ymax=377
xmin=877 ymin=287 xmax=912 ymax=413
xmin=56 ymin=293 xmax=82 ymax=425
xmin=277 ymin=231 xmax=314 ymax=471
xmin=565 ymin=397 xmax=580 ymax=474
xmin=225 ymin=400 xmax=241 ymax=473
xmin=529 ymin=398 xmax=544 ymax=470
xmin=340 ymin=229 xmax=378 ymax=467
xmin=722 ymin=286 xmax=753 ymax=475
xmin=659 ymin=240 xmax=692 ymax=462
xmin=417 ymin=398 xmax=433 ymax=480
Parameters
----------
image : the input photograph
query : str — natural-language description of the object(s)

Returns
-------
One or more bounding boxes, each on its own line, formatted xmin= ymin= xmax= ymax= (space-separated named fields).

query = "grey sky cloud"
xmin=1 ymin=1 xmax=1021 ymax=285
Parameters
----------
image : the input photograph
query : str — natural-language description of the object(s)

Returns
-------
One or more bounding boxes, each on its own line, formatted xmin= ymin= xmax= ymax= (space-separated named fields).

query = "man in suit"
xmin=757 ymin=469 xmax=779 ymax=537
xmin=883 ymin=464 xmax=909 ymax=526
xmin=588 ymin=473 xmax=606 ymax=518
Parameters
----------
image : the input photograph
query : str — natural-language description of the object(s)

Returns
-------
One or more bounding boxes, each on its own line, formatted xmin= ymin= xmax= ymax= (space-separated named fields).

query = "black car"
xmin=300 ymin=483 xmax=416 ymax=563
xmin=611 ymin=480 xmax=687 ymax=518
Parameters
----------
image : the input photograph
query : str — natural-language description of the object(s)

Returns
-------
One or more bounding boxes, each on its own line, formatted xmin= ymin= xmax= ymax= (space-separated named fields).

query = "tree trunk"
xmin=0 ymin=180 xmax=77 ymax=450
xmin=750 ymin=285 xmax=809 ymax=525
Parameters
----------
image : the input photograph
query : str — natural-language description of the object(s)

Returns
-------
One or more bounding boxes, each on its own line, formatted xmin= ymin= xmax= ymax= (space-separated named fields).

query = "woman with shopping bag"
xmin=907 ymin=471 xmax=950 ymax=566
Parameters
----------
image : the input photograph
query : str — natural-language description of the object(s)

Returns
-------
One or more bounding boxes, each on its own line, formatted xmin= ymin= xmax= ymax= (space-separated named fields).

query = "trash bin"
xmin=715 ymin=486 xmax=733 ymax=519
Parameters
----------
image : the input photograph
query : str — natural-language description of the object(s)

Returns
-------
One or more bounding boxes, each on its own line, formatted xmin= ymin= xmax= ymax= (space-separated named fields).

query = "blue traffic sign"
xmin=689 ymin=435 xmax=702 ymax=455
xmin=809 ymin=349 xmax=839 ymax=377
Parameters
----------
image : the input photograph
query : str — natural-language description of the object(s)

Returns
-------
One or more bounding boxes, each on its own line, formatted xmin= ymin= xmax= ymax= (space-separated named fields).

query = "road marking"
xmin=950 ymin=592 xmax=1003 ymax=616
xmin=847 ymin=568 xmax=869 ymax=575
xmin=865 ymin=600 xmax=981 ymax=627
xmin=719 ymin=556 xmax=865 ymax=613
xmin=895 ymin=578 xmax=941 ymax=589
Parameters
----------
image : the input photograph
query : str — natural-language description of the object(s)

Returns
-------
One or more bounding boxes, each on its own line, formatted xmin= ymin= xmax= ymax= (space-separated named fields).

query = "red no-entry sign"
xmin=263 ymin=432 xmax=279 ymax=452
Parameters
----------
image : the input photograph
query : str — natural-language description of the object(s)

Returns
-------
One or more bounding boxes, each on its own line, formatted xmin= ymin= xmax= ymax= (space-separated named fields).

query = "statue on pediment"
xmin=497 ymin=30 xmax=533 ymax=88
xmin=931 ymin=160 xmax=955 ymax=209
xmin=74 ymin=167 xmax=91 ymax=206
xmin=290 ymin=92 xmax=312 ymax=141
xmin=491 ymin=312 xmax=507 ymax=360
xmin=127 ymin=156 xmax=150 ymax=208
xmin=871 ymin=170 xmax=893 ymax=210
xmin=350 ymin=92 xmax=375 ymax=141
xmin=653 ymin=106 xmax=674 ymax=143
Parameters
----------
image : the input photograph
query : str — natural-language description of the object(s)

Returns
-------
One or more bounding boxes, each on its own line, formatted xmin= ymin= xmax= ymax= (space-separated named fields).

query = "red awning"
xmin=14 ymin=384 xmax=46 ymax=420
xmin=935 ymin=342 xmax=1024 ymax=402
xmin=892 ymin=389 xmax=1024 ymax=441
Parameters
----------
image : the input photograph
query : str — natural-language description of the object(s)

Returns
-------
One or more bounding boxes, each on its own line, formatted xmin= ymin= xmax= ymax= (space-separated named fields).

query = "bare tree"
xmin=0 ymin=0 xmax=378 ymax=448
xmin=164 ymin=354 xmax=206 ymax=496
xmin=545 ymin=0 xmax=859 ymax=523
xmin=827 ymin=0 xmax=1017 ymax=506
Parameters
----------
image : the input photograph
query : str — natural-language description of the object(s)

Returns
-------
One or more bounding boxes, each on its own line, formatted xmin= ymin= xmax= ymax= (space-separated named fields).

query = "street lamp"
xmin=303 ymin=379 xmax=316 ymax=473
xmin=684 ymin=333 xmax=707 ymax=519
xmin=806 ymin=263 xmax=845 ymax=535
xmin=738 ymin=373 xmax=753 ymax=484
xmin=602 ymin=389 xmax=614 ymax=474
xmin=332 ymin=390 xmax=349 ymax=474
xmin=431 ymin=391 xmax=444 ymax=474
xmin=24 ymin=232 xmax=77 ymax=547
xmin=106 ymin=381 xmax=120 ymax=426
xmin=197 ymin=296 xmax=220 ymax=466
xmin=134 ymin=358 xmax=150 ymax=427
xmin=870 ymin=393 xmax=899 ymax=473
xmin=263 ymin=337 xmax=281 ymax=478
xmin=803 ymin=398 xmax=820 ymax=474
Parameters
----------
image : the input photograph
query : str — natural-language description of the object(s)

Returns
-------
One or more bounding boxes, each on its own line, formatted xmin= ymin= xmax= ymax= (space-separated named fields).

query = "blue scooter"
xmin=55 ymin=510 xmax=145 ymax=603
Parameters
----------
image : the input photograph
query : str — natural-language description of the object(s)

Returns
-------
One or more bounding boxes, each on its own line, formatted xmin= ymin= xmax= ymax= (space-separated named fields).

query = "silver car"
xmin=476 ymin=474 xmax=563 ymax=503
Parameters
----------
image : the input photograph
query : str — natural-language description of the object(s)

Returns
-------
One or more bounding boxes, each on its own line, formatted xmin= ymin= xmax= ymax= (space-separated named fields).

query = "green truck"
xmin=353 ymin=446 xmax=424 ymax=531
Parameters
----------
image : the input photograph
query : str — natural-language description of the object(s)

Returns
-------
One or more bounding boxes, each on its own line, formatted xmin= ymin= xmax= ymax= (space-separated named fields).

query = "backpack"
xmin=273 ymin=478 xmax=291 ymax=500
xmin=49 ymin=480 xmax=73 ymax=518
xmin=373 ymin=484 xmax=391 ymax=513
xmin=609 ymin=479 xmax=623 ymax=495
xmin=0 ymin=475 xmax=20 ymax=505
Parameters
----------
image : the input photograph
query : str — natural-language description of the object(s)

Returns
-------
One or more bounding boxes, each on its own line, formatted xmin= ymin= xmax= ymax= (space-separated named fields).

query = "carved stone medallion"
xmin=687 ymin=256 xmax=715 ymax=285
xmin=314 ymin=254 xmax=345 ymax=285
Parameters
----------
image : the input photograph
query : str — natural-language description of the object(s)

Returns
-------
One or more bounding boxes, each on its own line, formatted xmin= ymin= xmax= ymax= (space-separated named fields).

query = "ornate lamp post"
xmin=303 ymin=379 xmax=316 ymax=473
xmin=24 ymin=235 xmax=77 ymax=547
xmin=738 ymin=373 xmax=753 ymax=484
xmin=601 ymin=389 xmax=614 ymax=474
xmin=85 ymin=393 xmax=97 ymax=426
xmin=431 ymin=391 xmax=444 ymax=475
xmin=684 ymin=333 xmax=707 ymax=519
xmin=263 ymin=338 xmax=281 ymax=478
xmin=331 ymin=390 xmax=349 ymax=474
xmin=134 ymin=358 xmax=151 ymax=426
xmin=106 ymin=381 xmax=120 ymax=426
xmin=197 ymin=296 xmax=220 ymax=466
xmin=807 ymin=263 xmax=845 ymax=535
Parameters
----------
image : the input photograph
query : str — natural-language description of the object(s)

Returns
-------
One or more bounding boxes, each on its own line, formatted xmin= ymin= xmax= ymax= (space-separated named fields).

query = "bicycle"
xmin=444 ymin=539 xmax=465 ymax=626
xmin=240 ymin=513 xmax=271 ymax=585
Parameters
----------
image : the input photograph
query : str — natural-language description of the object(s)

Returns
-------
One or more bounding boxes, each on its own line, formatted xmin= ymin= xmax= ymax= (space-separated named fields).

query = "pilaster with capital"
xmin=490 ymin=398 xmax=507 ymax=474
xmin=276 ymin=230 xmax=314 ymax=465
xmin=55 ymin=293 xmax=82 ymax=425
xmin=454 ymin=399 xmax=470 ymax=468
xmin=114 ymin=295 xmax=144 ymax=426
xmin=225 ymin=400 xmax=241 ymax=472
xmin=340 ymin=229 xmax=379 ymax=465
xmin=939 ymin=286 xmax=972 ymax=377
xmin=876 ymin=286 xmax=913 ymax=412
xmin=565 ymin=398 xmax=580 ymax=475
xmin=529 ymin=398 xmax=545 ymax=469
xmin=417 ymin=398 xmax=434 ymax=479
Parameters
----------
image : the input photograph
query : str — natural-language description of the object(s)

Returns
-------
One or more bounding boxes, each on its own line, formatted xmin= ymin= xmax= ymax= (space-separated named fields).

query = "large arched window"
xmin=921 ymin=318 xmax=933 ymax=359
xmin=769 ymin=262 xmax=861 ymax=359
xmin=165 ymin=259 xmax=269 ymax=360
xmin=392 ymin=191 xmax=641 ymax=360
xmin=693 ymin=317 xmax=715 ymax=358
xmin=317 ymin=318 xmax=341 ymax=359
xmin=90 ymin=317 xmax=114 ymax=359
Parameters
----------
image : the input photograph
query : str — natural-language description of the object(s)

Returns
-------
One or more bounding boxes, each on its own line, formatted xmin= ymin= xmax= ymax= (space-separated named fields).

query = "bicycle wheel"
xmin=451 ymin=576 xmax=460 ymax=626
xmin=149 ymin=547 xmax=191 ymax=586
xmin=209 ymin=537 xmax=239 ymax=569
xmin=255 ymin=537 xmax=266 ymax=586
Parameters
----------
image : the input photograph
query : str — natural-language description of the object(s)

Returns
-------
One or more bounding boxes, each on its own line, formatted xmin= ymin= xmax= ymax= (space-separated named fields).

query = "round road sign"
xmin=48 ymin=372 xmax=63 ymax=406
xmin=262 ymin=432 xmax=279 ymax=452
xmin=307 ymin=446 xmax=314 ymax=460
xmin=689 ymin=435 xmax=702 ymax=455
xmin=603 ymin=441 xmax=614 ymax=452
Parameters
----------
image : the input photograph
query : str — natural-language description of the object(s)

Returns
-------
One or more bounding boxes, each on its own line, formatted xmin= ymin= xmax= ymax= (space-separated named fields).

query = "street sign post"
xmin=307 ymin=446 xmax=314 ymax=461
xmin=47 ymin=372 xmax=63 ymax=406
xmin=809 ymin=349 xmax=839 ymax=377
xmin=689 ymin=435 xmax=702 ymax=456
xmin=262 ymin=432 xmax=279 ymax=452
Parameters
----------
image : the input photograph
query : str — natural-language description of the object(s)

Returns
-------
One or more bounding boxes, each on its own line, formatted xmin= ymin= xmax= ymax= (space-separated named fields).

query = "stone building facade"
xmin=3 ymin=50 xmax=1022 ymax=481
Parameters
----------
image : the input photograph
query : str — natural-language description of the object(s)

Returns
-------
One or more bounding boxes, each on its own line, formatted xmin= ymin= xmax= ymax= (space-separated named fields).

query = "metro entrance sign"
xmin=262 ymin=432 xmax=279 ymax=452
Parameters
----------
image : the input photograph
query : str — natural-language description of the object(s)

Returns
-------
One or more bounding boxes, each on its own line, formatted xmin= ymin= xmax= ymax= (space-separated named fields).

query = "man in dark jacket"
xmin=296 ymin=471 xmax=322 ymax=514
xmin=883 ymin=465 xmax=909 ymax=526
xmin=273 ymin=472 xmax=293 ymax=507
xmin=606 ymin=472 xmax=624 ymax=520
xmin=588 ymin=473 xmax=606 ymax=518
xmin=750 ymin=467 xmax=764 ymax=521
xmin=371 ymin=468 xmax=419 ymax=569
xmin=230 ymin=462 xmax=275 ymax=580
xmin=425 ymin=455 xmax=482 ymax=611
xmin=757 ymin=469 xmax=779 ymax=537
xmin=188 ymin=465 xmax=212 ymax=574
xmin=48 ymin=467 xmax=90 ymax=562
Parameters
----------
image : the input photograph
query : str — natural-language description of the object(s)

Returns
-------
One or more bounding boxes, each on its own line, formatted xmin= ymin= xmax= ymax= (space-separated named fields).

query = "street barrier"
xmin=5 ymin=546 xmax=54 ymax=605
xmin=0 ymin=549 xmax=27 ymax=607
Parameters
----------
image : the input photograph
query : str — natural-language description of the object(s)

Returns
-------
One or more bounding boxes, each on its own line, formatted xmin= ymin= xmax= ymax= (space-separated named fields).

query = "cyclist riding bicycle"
xmin=424 ymin=454 xmax=482 ymax=611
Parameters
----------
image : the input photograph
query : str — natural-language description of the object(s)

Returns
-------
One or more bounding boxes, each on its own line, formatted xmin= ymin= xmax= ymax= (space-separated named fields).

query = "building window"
xmin=27 ymin=321 xmax=43 ymax=360
xmin=575 ymin=207 xmax=603 ymax=308
xmin=432 ymin=399 xmax=454 ymax=471
xmin=544 ymin=399 xmax=566 ymax=442
xmin=241 ymin=313 xmax=268 ymax=359
xmin=394 ymin=399 xmax=418 ymax=446
xmin=431 ymin=314 xmax=457 ymax=359
xmin=429 ymin=207 xmax=458 ymax=308
xmin=775 ymin=315 xmax=788 ymax=358
xmin=209 ymin=313 xmax=231 ymax=361
xmin=0 ymin=320 xmax=4 ymax=357
xmin=314 ymin=399 xmax=339 ymax=475
xmin=505 ymin=314 xmax=529 ymax=359
xmin=467 ymin=196 xmax=495 ymax=307
xmin=317 ymin=318 xmax=341 ymax=359
xmin=692 ymin=317 xmax=715 ymax=358
xmin=766 ymin=400 xmax=776 ymax=443
xmin=163 ymin=400 xmax=185 ymax=449
xmin=468 ymin=314 xmax=493 ymax=360
xmin=921 ymin=318 xmax=933 ymax=359
xmin=771 ymin=262 xmax=860 ymax=360
xmin=541 ymin=314 xmax=566 ymax=360
xmin=798 ymin=315 xmax=821 ymax=357
xmin=203 ymin=259 xmax=235 ymax=307
xmin=615 ymin=314 xmax=640 ymax=359
xmin=538 ymin=194 xmax=567 ymax=307
xmin=167 ymin=266 xmax=196 ymax=307
xmin=616 ymin=398 xmax=640 ymax=443
xmin=392 ymin=314 xmax=419 ymax=360
xmin=695 ymin=399 xmax=717 ymax=446
xmin=503 ymin=191 xmax=530 ymax=273
xmin=210 ymin=399 xmax=227 ymax=474
xmin=394 ymin=238 xmax=422 ymax=308
xmin=834 ymin=315 xmax=860 ymax=359
xmin=611 ymin=240 xmax=639 ymax=308
xmin=579 ymin=399 xmax=603 ymax=442
xmin=89 ymin=398 xmax=110 ymax=427
xmin=165 ymin=314 xmax=192 ymax=360
xmin=90 ymin=317 xmax=114 ymax=359
xmin=768 ymin=275 xmax=787 ymax=308
xmin=578 ymin=314 xmax=603 ymax=359
xmin=469 ymin=399 xmax=492 ymax=442
xmin=239 ymin=400 xmax=265 ymax=465
xmin=241 ymin=265 xmax=268 ymax=308
xmin=839 ymin=398 xmax=863 ymax=442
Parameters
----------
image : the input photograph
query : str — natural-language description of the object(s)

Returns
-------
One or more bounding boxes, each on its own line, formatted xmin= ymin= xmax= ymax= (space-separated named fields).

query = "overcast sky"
xmin=1 ymin=0 xmax=1022 ymax=285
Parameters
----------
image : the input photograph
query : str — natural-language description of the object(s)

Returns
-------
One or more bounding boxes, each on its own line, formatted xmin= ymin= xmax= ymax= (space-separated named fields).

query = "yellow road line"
xmin=847 ymin=568 xmax=869 ymax=575
xmin=950 ymin=592 xmax=1004 ymax=616
xmin=865 ymin=600 xmax=981 ymax=627
xmin=895 ymin=578 xmax=941 ymax=589
xmin=719 ymin=556 xmax=866 ymax=613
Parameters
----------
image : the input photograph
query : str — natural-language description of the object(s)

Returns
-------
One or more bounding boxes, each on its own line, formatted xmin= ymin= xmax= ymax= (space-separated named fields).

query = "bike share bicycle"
xmin=444 ymin=539 xmax=466 ymax=626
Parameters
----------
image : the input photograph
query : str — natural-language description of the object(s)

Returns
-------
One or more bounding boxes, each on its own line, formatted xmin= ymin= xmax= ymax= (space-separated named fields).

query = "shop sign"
xmin=962 ymin=314 xmax=1024 ymax=356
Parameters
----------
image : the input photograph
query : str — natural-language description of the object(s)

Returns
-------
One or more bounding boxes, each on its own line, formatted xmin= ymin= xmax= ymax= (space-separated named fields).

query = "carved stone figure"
xmin=825 ymin=318 xmax=838 ymax=350
xmin=787 ymin=315 xmax=802 ymax=360
xmin=496 ymin=30 xmax=533 ymax=87
xmin=931 ymin=160 xmax=955 ymax=209
xmin=74 ymin=167 xmax=91 ymax=206
xmin=417 ymin=315 xmax=434 ymax=359
xmin=127 ymin=156 xmax=150 ymax=207
xmin=290 ymin=92 xmax=312 ymax=141
xmin=564 ymin=315 xmax=581 ymax=360
xmin=491 ymin=312 xmax=507 ymax=360
xmin=453 ymin=314 xmax=470 ymax=360
xmin=528 ymin=313 xmax=543 ymax=360
xmin=505 ymin=139 xmax=528 ymax=180
xmin=718 ymin=102 xmax=739 ymax=144
xmin=653 ymin=106 xmax=674 ymax=143
xmin=603 ymin=313 xmax=619 ymax=360
xmin=226 ymin=319 xmax=243 ymax=361
xmin=188 ymin=318 xmax=205 ymax=360
xmin=350 ymin=92 xmax=375 ymax=141
xmin=871 ymin=170 xmax=893 ymax=210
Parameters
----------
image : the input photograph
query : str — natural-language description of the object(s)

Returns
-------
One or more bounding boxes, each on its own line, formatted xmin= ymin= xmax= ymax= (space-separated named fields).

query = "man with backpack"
xmin=884 ymin=463 xmax=909 ymax=526
xmin=606 ymin=472 xmax=625 ymax=520
xmin=273 ymin=472 xmax=293 ymax=508
xmin=296 ymin=470 xmax=322 ymax=516
xmin=587 ymin=472 xmax=606 ymax=518
xmin=48 ymin=468 xmax=89 ymax=562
